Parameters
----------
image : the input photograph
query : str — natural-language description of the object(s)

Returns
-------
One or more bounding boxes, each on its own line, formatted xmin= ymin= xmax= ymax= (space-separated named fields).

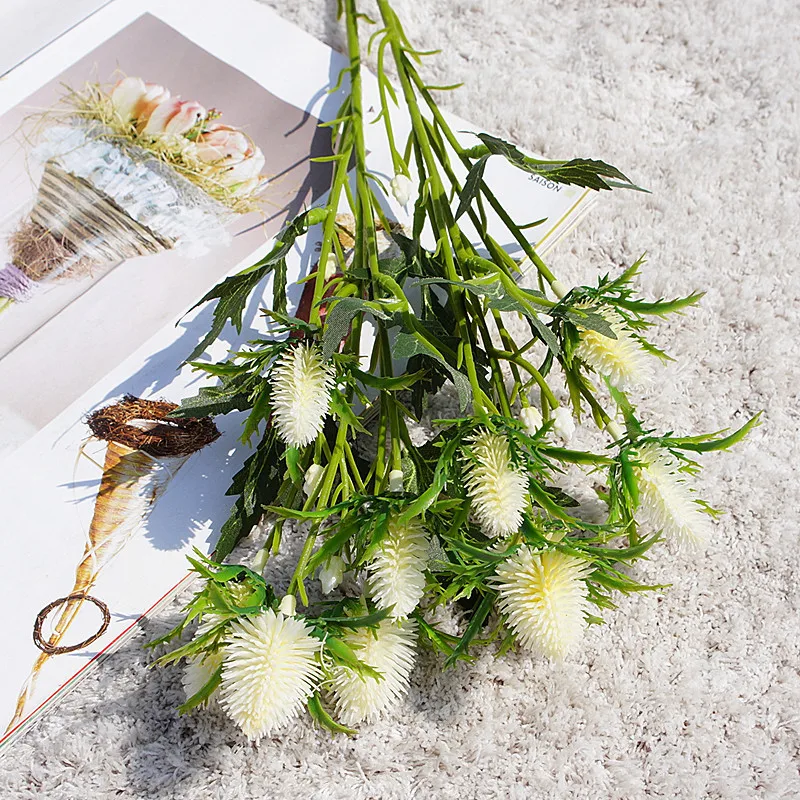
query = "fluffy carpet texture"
xmin=3 ymin=0 xmax=799 ymax=797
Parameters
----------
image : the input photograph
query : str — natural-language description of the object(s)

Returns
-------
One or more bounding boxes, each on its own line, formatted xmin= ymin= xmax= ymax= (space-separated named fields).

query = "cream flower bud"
xmin=329 ymin=618 xmax=417 ymax=726
xmin=323 ymin=252 xmax=339 ymax=280
xmin=573 ymin=305 xmax=653 ymax=390
xmin=303 ymin=463 xmax=325 ymax=497
xmin=366 ymin=516 xmax=428 ymax=618
xmin=388 ymin=468 xmax=404 ymax=493
xmin=550 ymin=280 xmax=569 ymax=299
xmin=251 ymin=547 xmax=269 ymax=573
xmin=318 ymin=555 xmax=345 ymax=594
xmin=390 ymin=173 xmax=414 ymax=206
xmin=278 ymin=594 xmax=297 ymax=617
xmin=519 ymin=406 xmax=543 ymax=436
xmin=605 ymin=419 xmax=625 ymax=441
xmin=551 ymin=407 xmax=576 ymax=443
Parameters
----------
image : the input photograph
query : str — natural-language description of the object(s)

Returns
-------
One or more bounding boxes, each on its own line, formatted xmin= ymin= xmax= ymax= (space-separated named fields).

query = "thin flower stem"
xmin=379 ymin=1 xmax=487 ymax=417
xmin=404 ymin=62 xmax=558 ymax=287
xmin=289 ymin=421 xmax=350 ymax=604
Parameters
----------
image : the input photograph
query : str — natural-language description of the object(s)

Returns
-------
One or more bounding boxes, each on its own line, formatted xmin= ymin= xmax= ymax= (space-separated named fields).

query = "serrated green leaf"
xmin=322 ymin=297 xmax=392 ymax=361
xmin=473 ymin=132 xmax=645 ymax=192
xmin=392 ymin=332 xmax=471 ymax=412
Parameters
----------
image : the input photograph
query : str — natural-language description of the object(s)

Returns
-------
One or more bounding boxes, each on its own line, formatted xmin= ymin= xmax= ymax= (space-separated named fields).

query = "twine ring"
xmin=33 ymin=593 xmax=111 ymax=655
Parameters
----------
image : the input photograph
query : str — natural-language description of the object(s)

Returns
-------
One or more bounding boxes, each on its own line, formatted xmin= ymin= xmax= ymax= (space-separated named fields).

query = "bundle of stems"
xmin=153 ymin=0 xmax=757 ymax=740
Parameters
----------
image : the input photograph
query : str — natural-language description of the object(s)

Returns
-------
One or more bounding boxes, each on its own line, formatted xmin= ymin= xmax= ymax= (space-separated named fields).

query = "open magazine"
xmin=0 ymin=0 xmax=597 ymax=750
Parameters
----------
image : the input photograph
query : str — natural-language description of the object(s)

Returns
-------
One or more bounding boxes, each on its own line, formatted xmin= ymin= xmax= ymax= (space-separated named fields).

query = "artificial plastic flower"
xmin=366 ymin=516 xmax=429 ymax=618
xmin=495 ymin=546 xmax=592 ymax=659
xmin=551 ymin=406 xmax=576 ymax=443
xmin=390 ymin=173 xmax=414 ymax=206
xmin=271 ymin=343 xmax=334 ymax=448
xmin=279 ymin=594 xmax=297 ymax=616
xmin=303 ymin=463 xmax=325 ymax=497
xmin=634 ymin=441 xmax=712 ymax=548
xmin=519 ymin=405 xmax=543 ymax=436
xmin=328 ymin=618 xmax=417 ymax=727
xmin=219 ymin=610 xmax=321 ymax=741
xmin=388 ymin=468 xmax=404 ymax=493
xmin=318 ymin=555 xmax=346 ymax=594
xmin=463 ymin=429 xmax=528 ymax=538
xmin=574 ymin=306 xmax=653 ymax=390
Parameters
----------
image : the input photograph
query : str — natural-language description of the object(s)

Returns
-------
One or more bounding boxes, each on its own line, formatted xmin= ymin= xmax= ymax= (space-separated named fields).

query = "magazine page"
xmin=0 ymin=0 xmax=596 ymax=749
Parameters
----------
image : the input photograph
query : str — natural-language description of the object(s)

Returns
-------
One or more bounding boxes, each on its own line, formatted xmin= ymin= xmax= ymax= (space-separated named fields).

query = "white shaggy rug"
xmin=3 ymin=0 xmax=799 ymax=797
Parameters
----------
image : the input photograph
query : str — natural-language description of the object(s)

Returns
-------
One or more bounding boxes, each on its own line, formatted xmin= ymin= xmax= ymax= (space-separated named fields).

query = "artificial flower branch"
xmin=152 ymin=0 xmax=759 ymax=741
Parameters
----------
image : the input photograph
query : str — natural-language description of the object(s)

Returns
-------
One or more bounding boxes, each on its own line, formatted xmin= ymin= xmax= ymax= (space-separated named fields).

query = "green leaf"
xmin=170 ymin=374 xmax=253 ymax=419
xmin=415 ymin=616 xmax=456 ymax=657
xmin=240 ymin=381 xmax=272 ymax=445
xmin=272 ymin=257 xmax=288 ymax=316
xmin=615 ymin=292 xmax=704 ymax=316
xmin=319 ymin=606 xmax=392 ymax=629
xmin=473 ymin=132 xmax=646 ymax=192
xmin=441 ymin=536 xmax=509 ymax=563
xmin=322 ymin=297 xmax=392 ymax=361
xmin=212 ymin=431 xmax=285 ymax=562
xmin=665 ymin=412 xmax=761 ymax=453
xmin=324 ymin=635 xmax=384 ymax=682
xmin=330 ymin=388 xmax=369 ymax=433
xmin=392 ymin=331 xmax=471 ymax=412
xmin=305 ymin=520 xmax=359 ymax=575
xmin=397 ymin=434 xmax=461 ymax=523
xmin=416 ymin=276 xmax=503 ymax=301
xmin=184 ymin=210 xmax=322 ymax=362
xmin=351 ymin=367 xmax=427 ymax=392
xmin=444 ymin=591 xmax=495 ymax=668
xmin=177 ymin=664 xmax=222 ymax=714
xmin=307 ymin=693 xmax=356 ymax=735
xmin=455 ymin=154 xmax=490 ymax=220
xmin=564 ymin=308 xmax=617 ymax=339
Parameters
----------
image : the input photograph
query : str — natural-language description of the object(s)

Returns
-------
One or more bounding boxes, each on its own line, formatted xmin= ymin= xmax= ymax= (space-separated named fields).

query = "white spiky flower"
xmin=182 ymin=618 xmax=224 ymax=705
xmin=573 ymin=305 xmax=653 ymax=389
xmin=463 ymin=429 xmax=528 ymax=538
xmin=634 ymin=441 xmax=712 ymax=548
xmin=495 ymin=546 xmax=592 ymax=659
xmin=366 ymin=516 xmax=428 ymax=618
xmin=328 ymin=618 xmax=417 ymax=726
xmin=271 ymin=343 xmax=334 ymax=448
xmin=219 ymin=610 xmax=321 ymax=741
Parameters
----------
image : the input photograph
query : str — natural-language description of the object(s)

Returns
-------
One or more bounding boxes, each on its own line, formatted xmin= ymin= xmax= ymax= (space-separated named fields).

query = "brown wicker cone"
xmin=14 ymin=160 xmax=175 ymax=281
xmin=5 ymin=398 xmax=219 ymax=734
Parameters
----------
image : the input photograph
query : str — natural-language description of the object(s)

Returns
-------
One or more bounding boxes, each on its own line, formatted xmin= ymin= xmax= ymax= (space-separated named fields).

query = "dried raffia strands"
xmin=6 ymin=396 xmax=219 ymax=733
